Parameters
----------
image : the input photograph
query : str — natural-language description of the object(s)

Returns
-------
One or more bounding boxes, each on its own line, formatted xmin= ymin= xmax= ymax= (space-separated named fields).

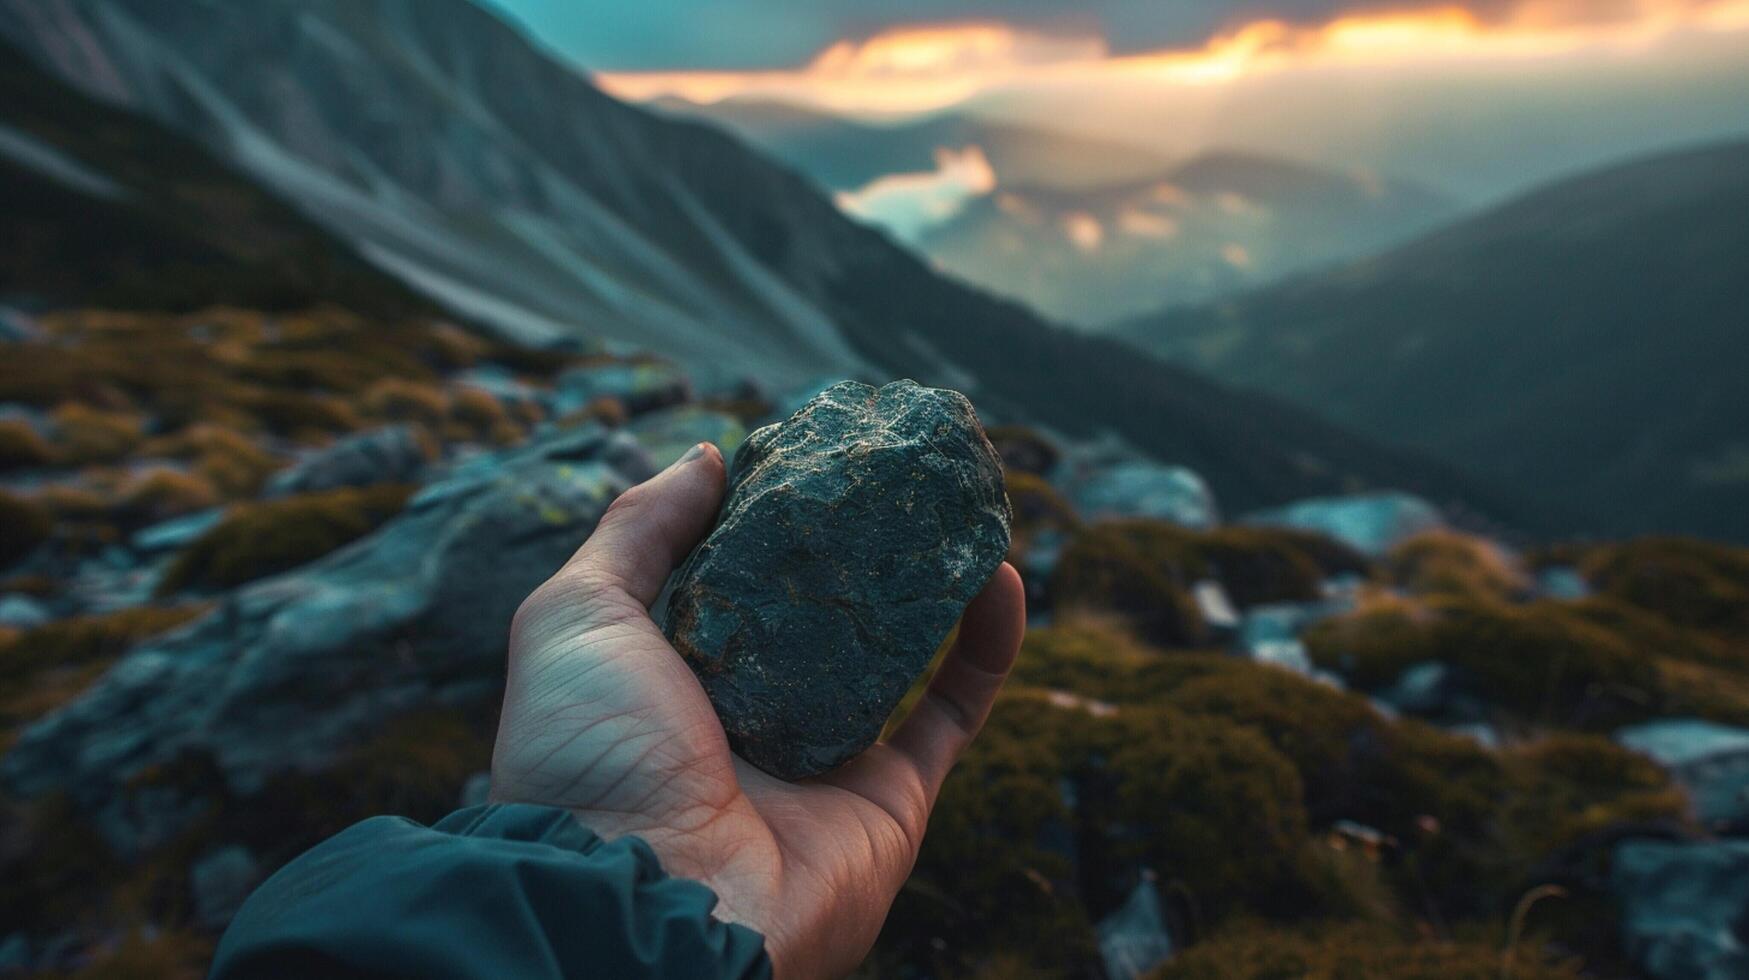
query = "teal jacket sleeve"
xmin=209 ymin=803 xmax=772 ymax=979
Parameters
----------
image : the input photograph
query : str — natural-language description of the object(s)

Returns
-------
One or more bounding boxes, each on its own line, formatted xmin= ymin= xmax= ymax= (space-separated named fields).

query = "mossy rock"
xmin=1499 ymin=734 xmax=1688 ymax=858
xmin=119 ymin=468 xmax=221 ymax=525
xmin=1582 ymin=536 xmax=1749 ymax=639
xmin=158 ymin=484 xmax=413 ymax=593
xmin=984 ymin=424 xmax=1061 ymax=476
xmin=0 ymin=491 xmax=52 ymax=568
xmin=1305 ymin=598 xmax=1661 ymax=730
xmin=52 ymin=402 xmax=145 ymax=465
xmin=1386 ymin=530 xmax=1530 ymax=603
xmin=1189 ymin=527 xmax=1329 ymax=607
xmin=142 ymin=425 xmax=282 ymax=498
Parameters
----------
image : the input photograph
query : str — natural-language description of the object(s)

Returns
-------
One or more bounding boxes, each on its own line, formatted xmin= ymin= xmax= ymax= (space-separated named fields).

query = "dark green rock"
xmin=664 ymin=380 xmax=1012 ymax=779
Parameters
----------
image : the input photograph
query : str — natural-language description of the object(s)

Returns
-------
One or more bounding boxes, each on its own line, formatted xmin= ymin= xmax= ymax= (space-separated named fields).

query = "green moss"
xmin=1305 ymin=598 xmax=1661 ymax=730
xmin=142 ymin=425 xmax=282 ymax=498
xmin=1386 ymin=531 xmax=1530 ymax=603
xmin=0 ymin=605 xmax=207 ymax=676
xmin=1052 ymin=522 xmax=1207 ymax=647
xmin=118 ymin=468 xmax=221 ymax=525
xmin=1582 ymin=536 xmax=1749 ymax=638
xmin=0 ymin=419 xmax=54 ymax=470
xmin=0 ymin=490 xmax=52 ymax=567
xmin=1152 ymin=922 xmax=1580 ymax=980
xmin=52 ymin=402 xmax=146 ymax=465
xmin=1500 ymin=734 xmax=1688 ymax=858
xmin=158 ymin=484 xmax=413 ymax=593
xmin=1189 ymin=527 xmax=1328 ymax=608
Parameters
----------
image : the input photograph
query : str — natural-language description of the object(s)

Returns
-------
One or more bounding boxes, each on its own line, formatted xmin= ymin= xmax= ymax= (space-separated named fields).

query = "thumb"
xmin=549 ymin=441 xmax=727 ymax=609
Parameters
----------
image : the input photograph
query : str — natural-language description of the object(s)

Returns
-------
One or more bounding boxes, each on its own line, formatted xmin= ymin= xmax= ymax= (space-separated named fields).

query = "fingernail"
xmin=678 ymin=442 xmax=711 ymax=465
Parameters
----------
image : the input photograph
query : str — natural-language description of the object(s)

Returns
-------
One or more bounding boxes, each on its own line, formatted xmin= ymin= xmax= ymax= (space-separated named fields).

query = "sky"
xmin=482 ymin=0 xmax=1749 ymax=199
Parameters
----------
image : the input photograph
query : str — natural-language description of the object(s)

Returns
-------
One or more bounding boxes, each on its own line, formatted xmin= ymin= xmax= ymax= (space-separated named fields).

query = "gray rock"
xmin=1618 ymin=719 xmax=1749 ymax=830
xmin=191 ymin=845 xmax=260 ymax=930
xmin=1242 ymin=491 xmax=1443 ymax=556
xmin=1070 ymin=459 xmax=1217 ymax=529
xmin=664 ymin=380 xmax=1011 ymax=779
xmin=548 ymin=360 xmax=691 ymax=418
xmin=1537 ymin=565 xmax=1591 ymax=600
xmin=0 ymin=593 xmax=50 ymax=630
xmin=130 ymin=507 xmax=225 ymax=555
xmin=1613 ymin=838 xmax=1749 ymax=980
xmin=265 ymin=424 xmax=432 ymax=497
xmin=1097 ymin=873 xmax=1175 ymax=980
xmin=4 ymin=425 xmax=649 ymax=851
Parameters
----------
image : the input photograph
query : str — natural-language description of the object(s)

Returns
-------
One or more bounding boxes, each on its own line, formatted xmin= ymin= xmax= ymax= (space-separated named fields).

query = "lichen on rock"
xmin=664 ymin=379 xmax=1012 ymax=779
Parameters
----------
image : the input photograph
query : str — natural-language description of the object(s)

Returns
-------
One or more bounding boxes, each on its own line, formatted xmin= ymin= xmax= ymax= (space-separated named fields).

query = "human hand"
xmin=490 ymin=442 xmax=1026 ymax=979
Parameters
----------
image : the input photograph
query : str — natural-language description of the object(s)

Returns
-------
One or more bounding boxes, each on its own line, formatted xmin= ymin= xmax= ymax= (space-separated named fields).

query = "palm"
xmin=490 ymin=444 xmax=1024 ymax=978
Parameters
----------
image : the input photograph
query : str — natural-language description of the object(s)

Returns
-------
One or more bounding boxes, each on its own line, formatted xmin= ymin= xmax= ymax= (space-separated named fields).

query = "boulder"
xmin=1070 ymin=459 xmax=1218 ymax=529
xmin=1242 ymin=491 xmax=1443 ymax=557
xmin=0 ymin=593 xmax=50 ymax=630
xmin=664 ymin=380 xmax=1011 ymax=779
xmin=1617 ymin=719 xmax=1749 ymax=830
xmin=265 ymin=425 xmax=432 ymax=497
xmin=1097 ymin=873 xmax=1175 ymax=980
xmin=3 ymin=425 xmax=650 ymax=852
xmin=1613 ymin=838 xmax=1749 ymax=980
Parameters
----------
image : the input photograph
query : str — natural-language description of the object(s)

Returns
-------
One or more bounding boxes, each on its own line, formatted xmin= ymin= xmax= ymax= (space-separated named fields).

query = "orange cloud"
xmin=596 ymin=0 xmax=1749 ymax=114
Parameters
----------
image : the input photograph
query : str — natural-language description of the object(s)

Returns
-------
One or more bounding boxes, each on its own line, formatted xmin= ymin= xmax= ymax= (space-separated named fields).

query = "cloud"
xmin=596 ymin=1 xmax=1749 ymax=114
xmin=1062 ymin=212 xmax=1105 ymax=252
xmin=834 ymin=145 xmax=997 ymax=242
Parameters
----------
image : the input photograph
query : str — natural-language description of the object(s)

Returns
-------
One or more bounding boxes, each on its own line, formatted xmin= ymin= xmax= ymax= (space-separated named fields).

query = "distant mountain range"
xmin=653 ymin=96 xmax=1460 ymax=325
xmin=1117 ymin=140 xmax=1749 ymax=541
xmin=0 ymin=0 xmax=1520 ymax=523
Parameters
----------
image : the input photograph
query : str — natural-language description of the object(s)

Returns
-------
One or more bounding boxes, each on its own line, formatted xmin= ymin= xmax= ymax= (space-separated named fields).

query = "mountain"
xmin=1117 ymin=140 xmax=1749 ymax=541
xmin=917 ymin=150 xmax=1458 ymax=325
xmin=651 ymin=98 xmax=1462 ymax=326
xmin=0 ymin=41 xmax=430 ymax=317
xmin=0 ymin=0 xmax=1523 ymax=522
xmin=648 ymin=96 xmax=1175 ymax=193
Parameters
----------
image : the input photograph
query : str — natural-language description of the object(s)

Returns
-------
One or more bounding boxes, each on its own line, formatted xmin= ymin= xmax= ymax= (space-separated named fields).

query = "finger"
xmin=821 ymin=562 xmax=1025 ymax=845
xmin=887 ymin=562 xmax=1026 ymax=800
xmin=556 ymin=442 xmax=726 ymax=607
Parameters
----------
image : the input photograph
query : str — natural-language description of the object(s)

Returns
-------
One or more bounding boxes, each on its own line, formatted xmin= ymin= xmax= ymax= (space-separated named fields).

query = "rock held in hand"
xmin=664 ymin=379 xmax=1012 ymax=779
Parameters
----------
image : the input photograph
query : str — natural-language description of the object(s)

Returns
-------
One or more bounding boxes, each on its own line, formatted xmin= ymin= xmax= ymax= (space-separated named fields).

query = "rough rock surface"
xmin=664 ymin=380 xmax=1011 ymax=779
xmin=4 ymin=425 xmax=650 ymax=852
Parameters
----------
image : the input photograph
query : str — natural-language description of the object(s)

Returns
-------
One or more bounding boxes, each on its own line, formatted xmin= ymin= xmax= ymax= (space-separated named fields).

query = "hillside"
xmin=0 ymin=43 xmax=431 ymax=317
xmin=1118 ymin=140 xmax=1749 ymax=540
xmin=0 ymin=0 xmax=1517 ymax=522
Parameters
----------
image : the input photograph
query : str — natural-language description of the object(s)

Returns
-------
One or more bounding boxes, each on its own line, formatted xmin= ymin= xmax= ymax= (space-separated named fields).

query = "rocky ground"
xmin=1 ymin=305 xmax=1747 ymax=978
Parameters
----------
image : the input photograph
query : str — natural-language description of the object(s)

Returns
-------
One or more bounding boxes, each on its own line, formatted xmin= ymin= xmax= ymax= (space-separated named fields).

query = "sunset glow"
xmin=597 ymin=0 xmax=1749 ymax=115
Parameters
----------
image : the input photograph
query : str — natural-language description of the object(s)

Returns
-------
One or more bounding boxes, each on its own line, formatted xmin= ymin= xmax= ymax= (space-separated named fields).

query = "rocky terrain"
xmin=2 ymin=301 xmax=1747 ymax=978
xmin=0 ymin=2 xmax=1745 ymax=978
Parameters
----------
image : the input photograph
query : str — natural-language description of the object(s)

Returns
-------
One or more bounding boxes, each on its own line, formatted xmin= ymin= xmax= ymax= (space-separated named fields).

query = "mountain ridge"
xmin=0 ymin=0 xmax=1529 ymax=523
xmin=1117 ymin=137 xmax=1749 ymax=540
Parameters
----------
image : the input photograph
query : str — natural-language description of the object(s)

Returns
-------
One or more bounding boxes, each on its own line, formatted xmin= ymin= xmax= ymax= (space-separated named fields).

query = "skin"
xmin=490 ymin=442 xmax=1027 ymax=979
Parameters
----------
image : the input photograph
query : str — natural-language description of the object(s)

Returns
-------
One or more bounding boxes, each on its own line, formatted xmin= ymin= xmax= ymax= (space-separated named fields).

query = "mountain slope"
xmin=0 ymin=41 xmax=431 ymax=317
xmin=1118 ymin=140 xmax=1749 ymax=540
xmin=0 ymin=0 xmax=1524 ymax=522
